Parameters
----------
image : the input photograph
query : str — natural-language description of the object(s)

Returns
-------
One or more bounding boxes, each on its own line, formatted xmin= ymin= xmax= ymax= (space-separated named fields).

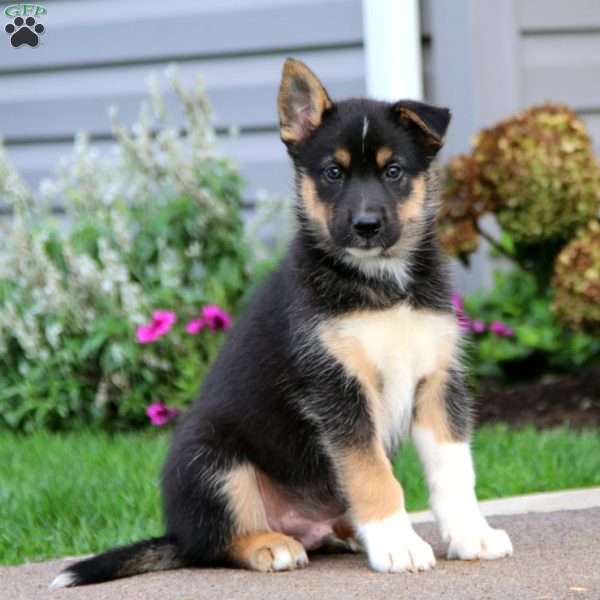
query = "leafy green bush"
xmin=0 ymin=71 xmax=254 ymax=431
xmin=458 ymin=270 xmax=600 ymax=381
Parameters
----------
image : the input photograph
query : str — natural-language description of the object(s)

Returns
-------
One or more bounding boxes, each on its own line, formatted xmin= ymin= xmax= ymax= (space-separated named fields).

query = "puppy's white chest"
xmin=321 ymin=305 xmax=459 ymax=453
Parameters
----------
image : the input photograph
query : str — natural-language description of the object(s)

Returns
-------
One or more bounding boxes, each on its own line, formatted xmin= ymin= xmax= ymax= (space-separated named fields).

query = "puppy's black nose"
xmin=352 ymin=214 xmax=382 ymax=239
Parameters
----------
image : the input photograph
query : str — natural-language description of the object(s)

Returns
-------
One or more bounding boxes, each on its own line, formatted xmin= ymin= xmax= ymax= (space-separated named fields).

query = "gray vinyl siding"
xmin=0 ymin=0 xmax=366 ymax=203
xmin=428 ymin=0 xmax=600 ymax=158
xmin=516 ymin=0 xmax=600 ymax=155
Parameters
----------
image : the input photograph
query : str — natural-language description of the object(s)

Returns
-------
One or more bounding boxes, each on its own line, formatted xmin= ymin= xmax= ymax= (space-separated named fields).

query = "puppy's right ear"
xmin=278 ymin=58 xmax=332 ymax=145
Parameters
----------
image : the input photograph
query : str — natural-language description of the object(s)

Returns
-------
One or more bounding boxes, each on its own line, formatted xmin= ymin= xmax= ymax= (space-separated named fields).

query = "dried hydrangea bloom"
xmin=437 ymin=154 xmax=486 ymax=258
xmin=552 ymin=220 xmax=600 ymax=332
xmin=439 ymin=104 xmax=600 ymax=257
xmin=471 ymin=104 xmax=600 ymax=244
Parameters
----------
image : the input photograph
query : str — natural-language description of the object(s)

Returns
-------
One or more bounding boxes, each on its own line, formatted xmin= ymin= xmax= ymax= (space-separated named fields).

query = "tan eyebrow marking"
xmin=333 ymin=148 xmax=351 ymax=169
xmin=376 ymin=147 xmax=393 ymax=169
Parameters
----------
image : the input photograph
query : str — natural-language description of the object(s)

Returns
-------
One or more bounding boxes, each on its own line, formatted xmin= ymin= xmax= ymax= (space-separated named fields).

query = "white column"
xmin=362 ymin=0 xmax=423 ymax=101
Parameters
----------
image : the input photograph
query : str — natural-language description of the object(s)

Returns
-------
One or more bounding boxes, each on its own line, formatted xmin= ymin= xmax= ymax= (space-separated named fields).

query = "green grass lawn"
xmin=2 ymin=425 xmax=600 ymax=566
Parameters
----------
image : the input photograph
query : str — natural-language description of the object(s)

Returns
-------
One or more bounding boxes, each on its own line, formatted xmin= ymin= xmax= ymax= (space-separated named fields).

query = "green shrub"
xmin=0 ymin=70 xmax=254 ymax=431
xmin=457 ymin=270 xmax=600 ymax=381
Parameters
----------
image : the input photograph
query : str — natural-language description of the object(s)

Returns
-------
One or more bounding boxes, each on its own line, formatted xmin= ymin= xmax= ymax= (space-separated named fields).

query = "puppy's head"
xmin=278 ymin=58 xmax=450 ymax=262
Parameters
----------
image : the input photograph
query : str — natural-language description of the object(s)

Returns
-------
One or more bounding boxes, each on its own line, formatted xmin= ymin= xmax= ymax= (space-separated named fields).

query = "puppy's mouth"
xmin=345 ymin=246 xmax=384 ymax=258
xmin=344 ymin=234 xmax=401 ymax=259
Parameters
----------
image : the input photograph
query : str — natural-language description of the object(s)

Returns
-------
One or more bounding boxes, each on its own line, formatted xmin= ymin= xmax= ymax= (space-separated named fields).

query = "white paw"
xmin=270 ymin=544 xmax=308 ymax=571
xmin=368 ymin=530 xmax=436 ymax=573
xmin=358 ymin=511 xmax=436 ymax=574
xmin=247 ymin=535 xmax=308 ymax=572
xmin=447 ymin=526 xmax=513 ymax=561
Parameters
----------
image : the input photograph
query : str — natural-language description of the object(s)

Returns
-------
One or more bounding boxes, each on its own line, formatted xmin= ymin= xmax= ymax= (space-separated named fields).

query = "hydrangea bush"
xmin=552 ymin=220 xmax=600 ymax=333
xmin=439 ymin=104 xmax=600 ymax=257
xmin=0 ymin=70 xmax=253 ymax=431
xmin=439 ymin=103 xmax=600 ymax=379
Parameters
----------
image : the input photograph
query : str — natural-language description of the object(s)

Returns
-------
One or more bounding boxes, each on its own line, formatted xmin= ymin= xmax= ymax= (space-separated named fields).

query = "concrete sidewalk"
xmin=4 ymin=506 xmax=600 ymax=600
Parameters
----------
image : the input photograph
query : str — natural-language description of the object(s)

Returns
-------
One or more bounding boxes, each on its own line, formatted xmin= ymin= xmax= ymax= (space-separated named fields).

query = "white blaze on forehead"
xmin=362 ymin=116 xmax=369 ymax=155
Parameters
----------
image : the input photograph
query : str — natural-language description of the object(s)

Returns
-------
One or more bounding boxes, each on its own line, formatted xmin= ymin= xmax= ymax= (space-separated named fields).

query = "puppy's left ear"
xmin=393 ymin=100 xmax=451 ymax=158
xmin=278 ymin=58 xmax=332 ymax=146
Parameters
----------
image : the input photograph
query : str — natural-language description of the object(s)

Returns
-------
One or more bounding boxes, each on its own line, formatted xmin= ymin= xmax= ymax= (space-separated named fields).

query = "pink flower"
xmin=451 ymin=293 xmax=464 ymax=312
xmin=489 ymin=321 xmax=514 ymax=337
xmin=185 ymin=318 xmax=206 ymax=335
xmin=470 ymin=320 xmax=487 ymax=334
xmin=185 ymin=304 xmax=232 ymax=336
xmin=146 ymin=402 xmax=179 ymax=426
xmin=202 ymin=304 xmax=232 ymax=331
xmin=136 ymin=310 xmax=177 ymax=344
xmin=451 ymin=293 xmax=471 ymax=331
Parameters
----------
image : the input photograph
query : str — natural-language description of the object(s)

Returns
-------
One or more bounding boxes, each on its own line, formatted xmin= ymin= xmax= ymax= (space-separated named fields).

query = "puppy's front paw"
xmin=368 ymin=531 xmax=436 ymax=573
xmin=359 ymin=512 xmax=436 ymax=573
xmin=447 ymin=525 xmax=513 ymax=561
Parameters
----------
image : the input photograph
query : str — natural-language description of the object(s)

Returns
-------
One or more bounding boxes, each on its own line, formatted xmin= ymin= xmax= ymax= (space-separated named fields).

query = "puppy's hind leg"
xmin=222 ymin=463 xmax=308 ymax=572
xmin=412 ymin=368 xmax=513 ymax=561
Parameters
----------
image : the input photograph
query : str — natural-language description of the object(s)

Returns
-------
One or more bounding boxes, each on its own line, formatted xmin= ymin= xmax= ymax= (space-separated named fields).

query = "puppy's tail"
xmin=49 ymin=536 xmax=182 ymax=588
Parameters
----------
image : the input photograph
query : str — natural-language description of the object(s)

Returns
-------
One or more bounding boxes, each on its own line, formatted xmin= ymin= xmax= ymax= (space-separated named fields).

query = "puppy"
xmin=51 ymin=58 xmax=512 ymax=588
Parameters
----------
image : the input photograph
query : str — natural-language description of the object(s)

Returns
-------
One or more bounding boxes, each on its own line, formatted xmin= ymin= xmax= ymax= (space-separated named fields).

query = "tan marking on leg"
xmin=398 ymin=175 xmax=426 ymax=223
xmin=413 ymin=315 xmax=462 ymax=443
xmin=222 ymin=464 xmax=270 ymax=535
xmin=333 ymin=147 xmax=351 ymax=169
xmin=413 ymin=369 xmax=454 ymax=443
xmin=229 ymin=532 xmax=307 ymax=572
xmin=338 ymin=444 xmax=405 ymax=523
xmin=375 ymin=146 xmax=393 ymax=169
xmin=300 ymin=174 xmax=330 ymax=232
xmin=333 ymin=517 xmax=356 ymax=541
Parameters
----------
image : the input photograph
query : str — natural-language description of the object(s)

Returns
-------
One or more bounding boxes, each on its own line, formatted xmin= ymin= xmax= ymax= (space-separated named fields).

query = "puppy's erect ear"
xmin=393 ymin=100 xmax=451 ymax=158
xmin=278 ymin=58 xmax=332 ymax=145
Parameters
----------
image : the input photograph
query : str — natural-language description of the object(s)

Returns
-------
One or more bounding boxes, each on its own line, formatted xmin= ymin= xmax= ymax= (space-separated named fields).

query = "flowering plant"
xmin=458 ymin=271 xmax=600 ymax=381
xmin=0 ymin=70 xmax=251 ymax=431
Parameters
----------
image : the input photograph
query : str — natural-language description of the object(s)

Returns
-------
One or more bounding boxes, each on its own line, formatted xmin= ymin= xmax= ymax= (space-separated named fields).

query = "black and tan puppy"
xmin=52 ymin=59 xmax=512 ymax=588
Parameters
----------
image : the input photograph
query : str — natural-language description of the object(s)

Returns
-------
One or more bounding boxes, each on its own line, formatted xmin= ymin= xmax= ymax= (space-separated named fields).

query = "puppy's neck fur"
xmin=290 ymin=218 xmax=449 ymax=315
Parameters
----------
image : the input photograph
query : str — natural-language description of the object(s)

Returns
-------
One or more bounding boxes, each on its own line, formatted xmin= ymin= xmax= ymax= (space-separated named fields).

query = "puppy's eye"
xmin=384 ymin=163 xmax=404 ymax=181
xmin=324 ymin=165 xmax=344 ymax=182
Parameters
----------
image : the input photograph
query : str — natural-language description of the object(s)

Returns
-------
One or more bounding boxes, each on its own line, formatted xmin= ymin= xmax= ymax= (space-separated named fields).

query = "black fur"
xmin=54 ymin=59 xmax=470 ymax=587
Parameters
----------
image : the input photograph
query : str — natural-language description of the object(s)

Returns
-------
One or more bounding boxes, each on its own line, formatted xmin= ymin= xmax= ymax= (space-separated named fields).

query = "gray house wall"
xmin=1 ymin=0 xmax=599 ymax=291
xmin=429 ymin=0 xmax=600 ymax=158
xmin=0 ymin=0 xmax=367 ymax=204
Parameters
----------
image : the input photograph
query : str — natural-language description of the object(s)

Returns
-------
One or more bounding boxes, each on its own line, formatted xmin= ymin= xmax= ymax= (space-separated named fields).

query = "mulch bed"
xmin=475 ymin=367 xmax=600 ymax=429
